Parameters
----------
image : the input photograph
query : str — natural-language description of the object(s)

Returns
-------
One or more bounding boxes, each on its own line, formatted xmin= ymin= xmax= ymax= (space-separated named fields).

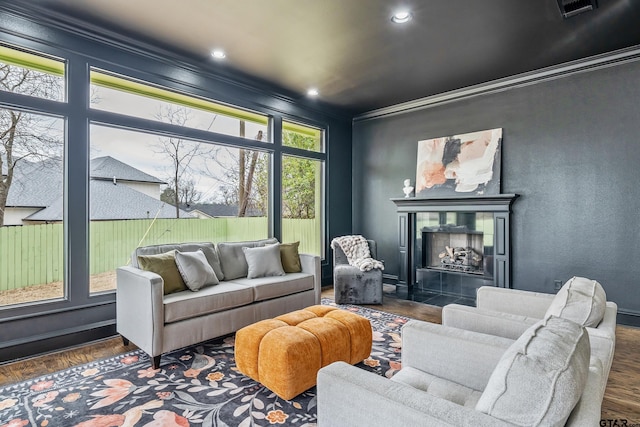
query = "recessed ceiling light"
xmin=307 ymin=88 xmax=319 ymax=97
xmin=391 ymin=11 xmax=412 ymax=24
xmin=211 ymin=49 xmax=226 ymax=59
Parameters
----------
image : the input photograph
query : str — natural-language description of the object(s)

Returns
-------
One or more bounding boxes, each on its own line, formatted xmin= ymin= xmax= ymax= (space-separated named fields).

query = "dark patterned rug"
xmin=0 ymin=300 xmax=408 ymax=427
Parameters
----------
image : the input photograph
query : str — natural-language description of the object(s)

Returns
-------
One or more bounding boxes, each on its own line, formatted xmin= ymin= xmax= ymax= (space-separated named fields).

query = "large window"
xmin=88 ymin=75 xmax=272 ymax=293
xmin=0 ymin=44 xmax=65 ymax=102
xmin=281 ymin=122 xmax=324 ymax=256
xmin=0 ymin=108 xmax=65 ymax=306
xmin=0 ymin=44 xmax=66 ymax=308
xmin=90 ymin=70 xmax=269 ymax=141
xmin=0 ymin=40 xmax=326 ymax=313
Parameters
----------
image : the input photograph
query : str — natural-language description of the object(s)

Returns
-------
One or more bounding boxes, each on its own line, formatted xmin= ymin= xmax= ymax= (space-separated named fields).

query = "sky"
xmin=89 ymin=85 xmax=269 ymax=203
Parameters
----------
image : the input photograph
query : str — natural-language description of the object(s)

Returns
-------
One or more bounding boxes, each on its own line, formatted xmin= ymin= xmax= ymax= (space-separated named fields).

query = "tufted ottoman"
xmin=235 ymin=305 xmax=372 ymax=400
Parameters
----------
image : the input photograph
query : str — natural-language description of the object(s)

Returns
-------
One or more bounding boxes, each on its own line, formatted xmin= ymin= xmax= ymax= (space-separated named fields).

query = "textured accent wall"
xmin=352 ymin=59 xmax=640 ymax=325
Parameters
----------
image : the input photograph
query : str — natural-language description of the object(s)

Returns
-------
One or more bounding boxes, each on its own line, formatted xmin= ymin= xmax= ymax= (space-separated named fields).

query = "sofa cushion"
xmin=132 ymin=242 xmax=224 ymax=281
xmin=280 ymin=241 xmax=302 ymax=273
xmin=175 ymin=249 xmax=219 ymax=291
xmin=231 ymin=272 xmax=314 ymax=302
xmin=217 ymin=238 xmax=278 ymax=280
xmin=545 ymin=276 xmax=607 ymax=328
xmin=476 ymin=316 xmax=590 ymax=426
xmin=163 ymin=281 xmax=254 ymax=323
xmin=137 ymin=250 xmax=187 ymax=295
xmin=243 ymin=243 xmax=285 ymax=279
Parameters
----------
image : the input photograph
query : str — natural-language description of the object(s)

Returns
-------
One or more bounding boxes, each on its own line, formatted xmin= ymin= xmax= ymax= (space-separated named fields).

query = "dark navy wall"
xmin=353 ymin=59 xmax=640 ymax=325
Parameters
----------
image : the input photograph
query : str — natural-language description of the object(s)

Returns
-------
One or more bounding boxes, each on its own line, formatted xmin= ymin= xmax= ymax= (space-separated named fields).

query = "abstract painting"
xmin=415 ymin=128 xmax=502 ymax=196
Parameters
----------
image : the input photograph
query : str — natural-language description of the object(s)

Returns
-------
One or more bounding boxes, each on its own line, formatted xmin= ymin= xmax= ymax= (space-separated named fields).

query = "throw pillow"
xmin=242 ymin=243 xmax=286 ymax=279
xmin=217 ymin=238 xmax=279 ymax=280
xmin=545 ymin=276 xmax=607 ymax=327
xmin=476 ymin=316 xmax=590 ymax=426
xmin=280 ymin=241 xmax=302 ymax=273
xmin=137 ymin=250 xmax=188 ymax=295
xmin=174 ymin=249 xmax=219 ymax=291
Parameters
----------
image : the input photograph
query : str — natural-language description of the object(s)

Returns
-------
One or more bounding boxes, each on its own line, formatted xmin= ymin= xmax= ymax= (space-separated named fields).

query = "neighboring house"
xmin=3 ymin=156 xmax=193 ymax=225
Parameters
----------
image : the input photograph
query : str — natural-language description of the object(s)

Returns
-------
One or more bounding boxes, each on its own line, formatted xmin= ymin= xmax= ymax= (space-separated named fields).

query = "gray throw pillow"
xmin=217 ymin=238 xmax=278 ymax=280
xmin=545 ymin=276 xmax=607 ymax=327
xmin=476 ymin=316 xmax=590 ymax=426
xmin=174 ymin=249 xmax=219 ymax=291
xmin=242 ymin=243 xmax=285 ymax=279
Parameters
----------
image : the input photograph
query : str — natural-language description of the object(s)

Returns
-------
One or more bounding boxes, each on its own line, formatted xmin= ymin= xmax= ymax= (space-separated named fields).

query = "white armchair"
xmin=318 ymin=317 xmax=605 ymax=426
xmin=442 ymin=280 xmax=617 ymax=385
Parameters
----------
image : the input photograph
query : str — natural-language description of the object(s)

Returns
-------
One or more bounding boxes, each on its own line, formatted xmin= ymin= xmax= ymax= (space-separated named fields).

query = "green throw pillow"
xmin=137 ymin=250 xmax=188 ymax=295
xmin=280 ymin=241 xmax=302 ymax=273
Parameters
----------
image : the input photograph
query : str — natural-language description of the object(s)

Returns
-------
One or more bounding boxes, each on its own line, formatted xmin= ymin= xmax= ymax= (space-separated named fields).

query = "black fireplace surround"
xmin=392 ymin=195 xmax=518 ymax=298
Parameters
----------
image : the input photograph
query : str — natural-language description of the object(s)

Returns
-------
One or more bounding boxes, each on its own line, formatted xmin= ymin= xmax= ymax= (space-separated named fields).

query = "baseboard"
xmin=382 ymin=274 xmax=398 ymax=284
xmin=0 ymin=321 xmax=117 ymax=364
xmin=617 ymin=310 xmax=640 ymax=328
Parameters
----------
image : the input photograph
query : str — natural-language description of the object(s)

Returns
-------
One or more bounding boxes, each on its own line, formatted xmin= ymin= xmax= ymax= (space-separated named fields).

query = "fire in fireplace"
xmin=422 ymin=225 xmax=485 ymax=275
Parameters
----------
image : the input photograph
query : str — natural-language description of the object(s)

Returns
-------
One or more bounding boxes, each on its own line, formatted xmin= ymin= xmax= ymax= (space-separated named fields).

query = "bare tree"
xmin=153 ymin=105 xmax=213 ymax=218
xmin=238 ymin=129 xmax=263 ymax=216
xmin=0 ymin=64 xmax=64 ymax=226
xmin=161 ymin=177 xmax=202 ymax=206
xmin=207 ymin=127 xmax=268 ymax=217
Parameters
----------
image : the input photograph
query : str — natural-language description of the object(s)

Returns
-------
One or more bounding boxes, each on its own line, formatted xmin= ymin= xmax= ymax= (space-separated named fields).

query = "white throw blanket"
xmin=331 ymin=235 xmax=384 ymax=272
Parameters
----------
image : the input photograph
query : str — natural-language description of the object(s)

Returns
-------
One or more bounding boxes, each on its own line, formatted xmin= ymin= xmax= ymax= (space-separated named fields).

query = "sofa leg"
xmin=152 ymin=355 xmax=161 ymax=369
xmin=121 ymin=336 xmax=130 ymax=346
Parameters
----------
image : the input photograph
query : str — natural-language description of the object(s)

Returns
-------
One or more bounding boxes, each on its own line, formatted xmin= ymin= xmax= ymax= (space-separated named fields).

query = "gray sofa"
xmin=116 ymin=238 xmax=321 ymax=368
xmin=318 ymin=318 xmax=606 ymax=426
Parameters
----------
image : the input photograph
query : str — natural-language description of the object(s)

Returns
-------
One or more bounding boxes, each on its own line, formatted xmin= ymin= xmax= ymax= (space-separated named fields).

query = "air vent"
xmin=557 ymin=0 xmax=597 ymax=18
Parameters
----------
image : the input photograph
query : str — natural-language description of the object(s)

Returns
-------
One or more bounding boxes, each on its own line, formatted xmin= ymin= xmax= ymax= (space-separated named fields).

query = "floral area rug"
xmin=0 ymin=300 xmax=408 ymax=427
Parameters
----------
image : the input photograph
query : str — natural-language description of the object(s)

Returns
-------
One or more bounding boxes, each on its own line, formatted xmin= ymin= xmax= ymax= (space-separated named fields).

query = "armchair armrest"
xmin=299 ymin=253 xmax=321 ymax=304
xmin=591 ymin=302 xmax=617 ymax=340
xmin=116 ymin=266 xmax=165 ymax=357
xmin=317 ymin=362 xmax=514 ymax=427
xmin=476 ymin=286 xmax=555 ymax=318
xmin=401 ymin=320 xmax=513 ymax=391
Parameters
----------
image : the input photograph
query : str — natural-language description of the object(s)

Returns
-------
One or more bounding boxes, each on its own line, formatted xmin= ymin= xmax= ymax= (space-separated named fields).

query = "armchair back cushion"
xmin=217 ymin=238 xmax=278 ymax=280
xmin=476 ymin=316 xmax=590 ymax=427
xmin=545 ymin=276 xmax=607 ymax=327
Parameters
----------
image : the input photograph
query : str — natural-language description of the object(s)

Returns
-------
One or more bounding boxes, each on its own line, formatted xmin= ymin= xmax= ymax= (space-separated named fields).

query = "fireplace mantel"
xmin=391 ymin=194 xmax=519 ymax=294
xmin=391 ymin=194 xmax=519 ymax=212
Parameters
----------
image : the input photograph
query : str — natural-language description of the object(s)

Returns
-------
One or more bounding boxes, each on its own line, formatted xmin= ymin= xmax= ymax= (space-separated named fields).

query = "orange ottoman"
xmin=235 ymin=305 xmax=372 ymax=400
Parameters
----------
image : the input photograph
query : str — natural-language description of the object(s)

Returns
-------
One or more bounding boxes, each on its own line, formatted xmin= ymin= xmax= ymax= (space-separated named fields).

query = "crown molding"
xmin=355 ymin=44 xmax=640 ymax=122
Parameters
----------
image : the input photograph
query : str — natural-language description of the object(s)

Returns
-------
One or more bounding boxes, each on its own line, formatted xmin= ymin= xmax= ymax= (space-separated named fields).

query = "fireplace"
xmin=391 ymin=195 xmax=518 ymax=299
xmin=422 ymin=226 xmax=485 ymax=275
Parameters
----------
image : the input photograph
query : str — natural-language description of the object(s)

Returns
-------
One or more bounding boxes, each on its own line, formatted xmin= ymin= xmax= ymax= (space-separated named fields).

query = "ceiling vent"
xmin=557 ymin=0 xmax=597 ymax=18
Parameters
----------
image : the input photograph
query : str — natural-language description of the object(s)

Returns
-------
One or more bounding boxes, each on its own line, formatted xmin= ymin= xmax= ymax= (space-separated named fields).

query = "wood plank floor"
xmin=1 ymin=286 xmax=638 ymax=422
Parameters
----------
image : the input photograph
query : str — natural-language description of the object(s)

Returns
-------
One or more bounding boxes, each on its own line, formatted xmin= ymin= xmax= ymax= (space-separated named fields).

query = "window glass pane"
xmin=282 ymin=121 xmax=323 ymax=152
xmin=0 ymin=44 xmax=65 ymax=102
xmin=281 ymin=155 xmax=323 ymax=256
xmin=89 ymin=125 xmax=269 ymax=293
xmin=90 ymin=70 xmax=269 ymax=142
xmin=0 ymin=108 xmax=65 ymax=307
